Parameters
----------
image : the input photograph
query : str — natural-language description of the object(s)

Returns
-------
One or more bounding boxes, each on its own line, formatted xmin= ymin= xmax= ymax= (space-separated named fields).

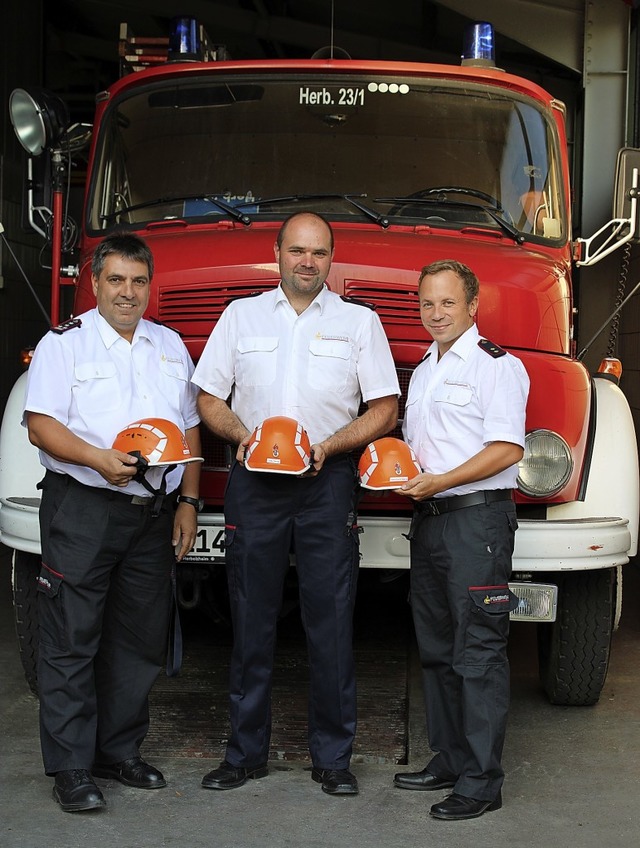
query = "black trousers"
xmin=409 ymin=498 xmax=518 ymax=801
xmin=223 ymin=458 xmax=360 ymax=770
xmin=36 ymin=471 xmax=174 ymax=775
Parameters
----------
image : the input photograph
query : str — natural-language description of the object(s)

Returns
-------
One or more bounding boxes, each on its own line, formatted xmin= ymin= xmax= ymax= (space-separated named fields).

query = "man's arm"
xmin=311 ymin=394 xmax=399 ymax=472
xmin=173 ymin=424 xmax=202 ymax=561
xmin=197 ymin=391 xmax=251 ymax=462
xmin=26 ymin=412 xmax=139 ymax=487
xmin=398 ymin=441 xmax=523 ymax=501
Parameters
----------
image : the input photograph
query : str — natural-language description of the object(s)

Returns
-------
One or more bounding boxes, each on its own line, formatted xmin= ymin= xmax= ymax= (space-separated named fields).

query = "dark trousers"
xmin=409 ymin=499 xmax=518 ymax=801
xmin=37 ymin=471 xmax=174 ymax=775
xmin=223 ymin=458 xmax=360 ymax=770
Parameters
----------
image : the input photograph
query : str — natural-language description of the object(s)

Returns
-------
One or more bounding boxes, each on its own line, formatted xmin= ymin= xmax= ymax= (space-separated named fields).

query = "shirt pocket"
xmin=434 ymin=381 xmax=473 ymax=407
xmin=158 ymin=356 xmax=189 ymax=407
xmin=73 ymin=361 xmax=121 ymax=413
xmin=236 ymin=336 xmax=279 ymax=387
xmin=307 ymin=337 xmax=353 ymax=392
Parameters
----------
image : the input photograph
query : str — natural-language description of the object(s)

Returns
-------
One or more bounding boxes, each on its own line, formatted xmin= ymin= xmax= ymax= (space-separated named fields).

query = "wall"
xmin=0 ymin=3 xmax=52 ymax=414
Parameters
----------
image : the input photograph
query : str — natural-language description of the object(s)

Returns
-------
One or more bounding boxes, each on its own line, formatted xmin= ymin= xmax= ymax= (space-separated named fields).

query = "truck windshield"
xmin=88 ymin=72 xmax=565 ymax=242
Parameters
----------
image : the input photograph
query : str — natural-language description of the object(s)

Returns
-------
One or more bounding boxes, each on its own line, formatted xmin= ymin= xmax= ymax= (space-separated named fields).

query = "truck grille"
xmin=344 ymin=281 xmax=422 ymax=341
xmin=158 ymin=280 xmax=277 ymax=332
xmin=159 ymin=280 xmax=421 ymax=341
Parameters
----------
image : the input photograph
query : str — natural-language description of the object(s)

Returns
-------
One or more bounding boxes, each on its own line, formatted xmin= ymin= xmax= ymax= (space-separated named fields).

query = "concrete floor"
xmin=1 ymin=540 xmax=640 ymax=848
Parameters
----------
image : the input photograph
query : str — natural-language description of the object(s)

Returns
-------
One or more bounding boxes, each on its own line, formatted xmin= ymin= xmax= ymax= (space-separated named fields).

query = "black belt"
xmin=415 ymin=489 xmax=513 ymax=516
xmin=46 ymin=471 xmax=176 ymax=508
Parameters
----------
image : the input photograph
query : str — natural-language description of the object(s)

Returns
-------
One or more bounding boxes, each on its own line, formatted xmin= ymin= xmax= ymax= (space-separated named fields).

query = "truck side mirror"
xmin=613 ymin=147 xmax=640 ymax=242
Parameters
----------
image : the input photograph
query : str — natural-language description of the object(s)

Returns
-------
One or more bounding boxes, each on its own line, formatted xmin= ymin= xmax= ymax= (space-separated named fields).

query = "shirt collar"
xmin=432 ymin=322 xmax=479 ymax=362
xmin=94 ymin=308 xmax=154 ymax=349
xmin=274 ymin=283 xmax=328 ymax=315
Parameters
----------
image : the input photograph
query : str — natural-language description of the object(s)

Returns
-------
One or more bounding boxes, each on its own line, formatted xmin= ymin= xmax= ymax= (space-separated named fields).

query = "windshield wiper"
xmin=101 ymin=194 xmax=252 ymax=226
xmin=376 ymin=196 xmax=525 ymax=244
xmin=236 ymin=193 xmax=390 ymax=228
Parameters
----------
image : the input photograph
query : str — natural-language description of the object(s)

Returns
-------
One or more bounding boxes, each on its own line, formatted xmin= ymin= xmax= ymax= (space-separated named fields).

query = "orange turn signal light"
xmin=597 ymin=357 xmax=623 ymax=382
xmin=20 ymin=347 xmax=35 ymax=369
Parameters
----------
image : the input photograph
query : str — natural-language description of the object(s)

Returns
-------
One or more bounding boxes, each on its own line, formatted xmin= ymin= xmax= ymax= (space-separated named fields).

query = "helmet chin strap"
xmin=127 ymin=451 xmax=177 ymax=516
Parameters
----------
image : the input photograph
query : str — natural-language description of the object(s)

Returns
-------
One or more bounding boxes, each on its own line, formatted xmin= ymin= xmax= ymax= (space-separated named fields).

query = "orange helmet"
xmin=245 ymin=416 xmax=312 ymax=475
xmin=112 ymin=418 xmax=203 ymax=467
xmin=358 ymin=437 xmax=421 ymax=490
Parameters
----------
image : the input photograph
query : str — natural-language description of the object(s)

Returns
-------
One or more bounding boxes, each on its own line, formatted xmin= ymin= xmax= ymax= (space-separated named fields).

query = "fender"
xmin=0 ymin=372 xmax=43 ymax=554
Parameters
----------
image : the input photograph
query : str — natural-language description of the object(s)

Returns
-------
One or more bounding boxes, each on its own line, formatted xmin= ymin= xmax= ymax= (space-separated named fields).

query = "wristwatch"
xmin=177 ymin=495 xmax=204 ymax=512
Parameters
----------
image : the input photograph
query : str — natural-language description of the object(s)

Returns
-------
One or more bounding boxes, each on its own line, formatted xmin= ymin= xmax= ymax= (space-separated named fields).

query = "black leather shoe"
xmin=311 ymin=767 xmax=359 ymax=795
xmin=393 ymin=767 xmax=456 ymax=791
xmin=201 ymin=760 xmax=269 ymax=790
xmin=430 ymin=792 xmax=502 ymax=820
xmin=53 ymin=769 xmax=106 ymax=812
xmin=92 ymin=756 xmax=166 ymax=789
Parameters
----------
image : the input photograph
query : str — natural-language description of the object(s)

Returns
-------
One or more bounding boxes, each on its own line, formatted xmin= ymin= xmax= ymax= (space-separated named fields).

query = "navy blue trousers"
xmin=223 ymin=458 xmax=360 ymax=769
xmin=409 ymin=498 xmax=518 ymax=801
xmin=37 ymin=471 xmax=174 ymax=774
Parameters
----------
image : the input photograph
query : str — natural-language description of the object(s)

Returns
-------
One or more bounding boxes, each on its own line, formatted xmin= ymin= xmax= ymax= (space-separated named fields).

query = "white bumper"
xmin=355 ymin=514 xmax=631 ymax=572
xmin=177 ymin=511 xmax=631 ymax=572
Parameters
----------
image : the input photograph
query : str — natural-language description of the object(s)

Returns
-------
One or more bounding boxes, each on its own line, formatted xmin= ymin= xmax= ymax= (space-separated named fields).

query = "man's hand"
xmin=396 ymin=472 xmax=444 ymax=501
xmin=172 ymin=503 xmax=198 ymax=561
xmin=97 ymin=449 xmax=141 ymax=487
xmin=236 ymin=435 xmax=250 ymax=464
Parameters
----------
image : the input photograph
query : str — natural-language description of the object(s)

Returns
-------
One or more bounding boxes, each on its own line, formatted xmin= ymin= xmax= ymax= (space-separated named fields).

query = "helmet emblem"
xmin=272 ymin=443 xmax=279 ymax=458
xmin=395 ymin=461 xmax=402 ymax=476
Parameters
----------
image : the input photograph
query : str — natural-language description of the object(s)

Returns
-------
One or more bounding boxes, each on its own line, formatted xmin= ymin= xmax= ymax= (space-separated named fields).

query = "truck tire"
xmin=537 ymin=569 xmax=614 ymax=706
xmin=12 ymin=550 xmax=40 ymax=696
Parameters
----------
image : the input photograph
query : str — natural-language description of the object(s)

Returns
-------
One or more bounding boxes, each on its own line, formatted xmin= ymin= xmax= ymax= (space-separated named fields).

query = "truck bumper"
xmin=0 ymin=497 xmax=41 ymax=555
xmin=2 ymin=503 xmax=631 ymax=573
xmin=355 ymin=514 xmax=632 ymax=572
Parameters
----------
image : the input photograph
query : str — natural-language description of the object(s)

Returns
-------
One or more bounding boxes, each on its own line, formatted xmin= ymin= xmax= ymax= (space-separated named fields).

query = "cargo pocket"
xmin=36 ymin=563 xmax=66 ymax=648
xmin=36 ymin=563 xmax=63 ymax=599
xmin=468 ymin=584 xmax=520 ymax=615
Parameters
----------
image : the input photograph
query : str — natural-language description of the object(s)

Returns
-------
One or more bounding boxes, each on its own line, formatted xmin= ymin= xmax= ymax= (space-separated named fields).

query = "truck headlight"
xmin=517 ymin=430 xmax=572 ymax=497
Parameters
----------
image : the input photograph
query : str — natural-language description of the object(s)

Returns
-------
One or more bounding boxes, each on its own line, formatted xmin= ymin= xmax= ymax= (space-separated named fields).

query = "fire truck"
xmin=1 ymin=18 xmax=638 ymax=707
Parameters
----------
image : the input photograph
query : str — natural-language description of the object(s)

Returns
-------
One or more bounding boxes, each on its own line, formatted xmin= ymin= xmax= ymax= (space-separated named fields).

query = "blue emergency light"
xmin=461 ymin=21 xmax=496 ymax=67
xmin=168 ymin=16 xmax=202 ymax=61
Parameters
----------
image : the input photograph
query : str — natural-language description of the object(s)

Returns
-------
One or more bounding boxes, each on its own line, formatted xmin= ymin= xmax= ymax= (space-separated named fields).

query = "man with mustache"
xmin=23 ymin=232 xmax=201 ymax=811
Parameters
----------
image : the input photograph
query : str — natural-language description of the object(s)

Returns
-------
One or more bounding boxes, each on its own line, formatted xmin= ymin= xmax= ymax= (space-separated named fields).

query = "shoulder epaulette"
xmin=50 ymin=317 xmax=82 ymax=335
xmin=478 ymin=338 xmax=506 ymax=358
xmin=149 ymin=316 xmax=183 ymax=336
xmin=340 ymin=295 xmax=376 ymax=310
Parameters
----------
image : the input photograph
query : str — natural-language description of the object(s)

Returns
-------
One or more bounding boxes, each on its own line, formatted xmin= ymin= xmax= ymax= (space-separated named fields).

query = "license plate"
xmin=182 ymin=524 xmax=225 ymax=563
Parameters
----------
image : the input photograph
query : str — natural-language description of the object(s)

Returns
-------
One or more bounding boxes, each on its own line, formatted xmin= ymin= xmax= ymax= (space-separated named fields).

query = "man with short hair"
xmin=24 ymin=231 xmax=201 ymax=812
xmin=193 ymin=211 xmax=399 ymax=795
xmin=394 ymin=259 xmax=529 ymax=820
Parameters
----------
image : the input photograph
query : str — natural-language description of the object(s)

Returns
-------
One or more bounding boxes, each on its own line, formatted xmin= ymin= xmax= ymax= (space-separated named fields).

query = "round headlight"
xmin=517 ymin=430 xmax=573 ymax=497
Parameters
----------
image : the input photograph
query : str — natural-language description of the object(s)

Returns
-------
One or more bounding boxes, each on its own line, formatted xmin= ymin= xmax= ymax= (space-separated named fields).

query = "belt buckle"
xmin=425 ymin=500 xmax=440 ymax=516
xmin=131 ymin=495 xmax=149 ymax=506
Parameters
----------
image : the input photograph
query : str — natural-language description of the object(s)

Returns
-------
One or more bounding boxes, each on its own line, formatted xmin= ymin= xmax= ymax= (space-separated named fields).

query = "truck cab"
xmin=2 ymin=20 xmax=638 ymax=707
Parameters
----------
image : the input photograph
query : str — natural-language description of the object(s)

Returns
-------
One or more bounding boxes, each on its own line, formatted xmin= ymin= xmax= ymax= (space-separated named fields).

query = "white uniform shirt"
xmin=192 ymin=284 xmax=399 ymax=444
xmin=23 ymin=308 xmax=200 ymax=495
xmin=402 ymin=323 xmax=529 ymax=496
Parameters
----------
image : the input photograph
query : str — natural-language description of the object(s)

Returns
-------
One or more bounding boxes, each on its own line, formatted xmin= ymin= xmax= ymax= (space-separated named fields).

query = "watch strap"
xmin=177 ymin=495 xmax=201 ymax=511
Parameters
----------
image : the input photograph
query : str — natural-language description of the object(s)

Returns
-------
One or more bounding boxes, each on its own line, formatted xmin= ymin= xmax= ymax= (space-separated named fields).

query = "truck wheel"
xmin=537 ymin=569 xmax=614 ymax=706
xmin=12 ymin=550 xmax=40 ymax=696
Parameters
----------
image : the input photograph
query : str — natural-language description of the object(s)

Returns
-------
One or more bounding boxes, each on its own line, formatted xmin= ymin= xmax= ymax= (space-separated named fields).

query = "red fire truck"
xmin=1 ymin=19 xmax=638 ymax=707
